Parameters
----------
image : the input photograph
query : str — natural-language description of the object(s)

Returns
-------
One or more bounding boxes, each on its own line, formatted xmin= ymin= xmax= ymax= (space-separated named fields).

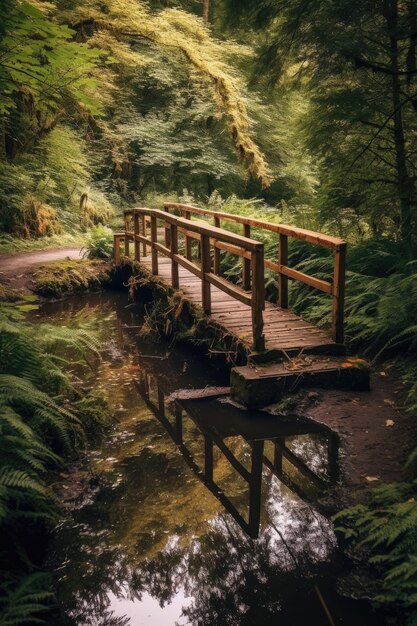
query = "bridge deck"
xmin=140 ymin=255 xmax=340 ymax=354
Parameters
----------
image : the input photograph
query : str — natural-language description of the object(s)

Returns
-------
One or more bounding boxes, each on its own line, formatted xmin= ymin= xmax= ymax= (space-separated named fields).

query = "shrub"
xmin=83 ymin=225 xmax=114 ymax=259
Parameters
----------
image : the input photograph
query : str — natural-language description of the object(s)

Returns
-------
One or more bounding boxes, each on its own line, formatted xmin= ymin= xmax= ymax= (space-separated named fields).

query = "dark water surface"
xmin=33 ymin=292 xmax=381 ymax=626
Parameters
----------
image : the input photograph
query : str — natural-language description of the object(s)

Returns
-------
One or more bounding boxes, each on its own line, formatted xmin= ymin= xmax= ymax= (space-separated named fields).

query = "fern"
xmin=0 ymin=302 xmax=108 ymax=625
xmin=334 ymin=481 xmax=417 ymax=616
xmin=0 ymin=573 xmax=54 ymax=626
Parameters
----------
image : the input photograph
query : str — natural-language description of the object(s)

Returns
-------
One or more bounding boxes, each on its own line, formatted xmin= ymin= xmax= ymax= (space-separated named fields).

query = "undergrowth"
xmin=205 ymin=199 xmax=417 ymax=622
xmin=0 ymin=293 xmax=109 ymax=624
xmin=33 ymin=259 xmax=112 ymax=298
xmin=82 ymin=225 xmax=114 ymax=260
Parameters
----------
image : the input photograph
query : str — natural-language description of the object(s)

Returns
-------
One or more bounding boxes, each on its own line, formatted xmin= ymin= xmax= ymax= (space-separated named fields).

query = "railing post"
xmin=185 ymin=210 xmax=192 ymax=261
xmin=114 ymin=234 xmax=121 ymax=266
xmin=124 ymin=214 xmax=130 ymax=257
xmin=134 ymin=214 xmax=140 ymax=261
xmin=201 ymin=233 xmax=211 ymax=314
xmin=251 ymin=247 xmax=265 ymax=352
xmin=171 ymin=223 xmax=179 ymax=288
xmin=243 ymin=223 xmax=251 ymax=291
xmin=151 ymin=214 xmax=158 ymax=275
xmin=248 ymin=440 xmax=264 ymax=539
xmin=332 ymin=243 xmax=346 ymax=344
xmin=141 ymin=216 xmax=147 ymax=257
xmin=279 ymin=233 xmax=288 ymax=308
xmin=164 ymin=206 xmax=171 ymax=248
xmin=214 ymin=216 xmax=221 ymax=275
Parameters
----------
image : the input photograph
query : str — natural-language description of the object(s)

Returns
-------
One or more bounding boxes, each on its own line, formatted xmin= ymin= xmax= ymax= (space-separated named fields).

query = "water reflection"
xmin=136 ymin=371 xmax=339 ymax=539
xmin=34 ymin=292 xmax=381 ymax=626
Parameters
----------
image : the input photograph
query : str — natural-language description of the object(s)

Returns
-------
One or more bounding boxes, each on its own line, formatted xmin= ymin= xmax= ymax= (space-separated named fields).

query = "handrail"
xmin=115 ymin=207 xmax=266 ymax=351
xmin=164 ymin=203 xmax=345 ymax=249
xmin=163 ymin=203 xmax=346 ymax=344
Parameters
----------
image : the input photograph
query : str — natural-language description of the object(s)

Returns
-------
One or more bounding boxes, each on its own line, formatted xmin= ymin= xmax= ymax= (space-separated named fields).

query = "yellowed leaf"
xmin=365 ymin=475 xmax=380 ymax=482
xmin=386 ymin=419 xmax=395 ymax=427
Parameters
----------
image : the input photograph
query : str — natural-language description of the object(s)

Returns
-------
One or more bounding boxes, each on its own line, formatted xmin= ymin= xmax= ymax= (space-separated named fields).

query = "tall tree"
xmin=203 ymin=0 xmax=210 ymax=21
xmin=221 ymin=0 xmax=417 ymax=247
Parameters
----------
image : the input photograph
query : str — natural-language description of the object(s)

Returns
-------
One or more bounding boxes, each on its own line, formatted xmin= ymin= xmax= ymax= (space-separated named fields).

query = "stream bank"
xmin=30 ymin=289 xmax=404 ymax=626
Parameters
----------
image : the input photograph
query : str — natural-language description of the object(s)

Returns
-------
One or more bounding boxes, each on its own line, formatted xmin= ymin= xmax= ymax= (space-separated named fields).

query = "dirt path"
xmin=0 ymin=247 xmax=82 ymax=291
xmin=294 ymin=369 xmax=416 ymax=506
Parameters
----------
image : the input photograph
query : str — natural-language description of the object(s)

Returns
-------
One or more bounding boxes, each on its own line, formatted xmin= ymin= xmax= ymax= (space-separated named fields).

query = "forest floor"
xmin=0 ymin=247 xmax=82 ymax=291
xmin=291 ymin=370 xmax=416 ymax=506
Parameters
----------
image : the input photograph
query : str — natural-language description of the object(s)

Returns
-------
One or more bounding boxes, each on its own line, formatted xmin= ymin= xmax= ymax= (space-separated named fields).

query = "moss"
xmin=33 ymin=258 xmax=112 ymax=298
xmin=0 ymin=283 xmax=26 ymax=302
xmin=121 ymin=258 xmax=247 ymax=362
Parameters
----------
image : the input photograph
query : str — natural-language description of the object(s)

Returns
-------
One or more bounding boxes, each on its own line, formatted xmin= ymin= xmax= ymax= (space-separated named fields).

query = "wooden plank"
xmin=151 ymin=215 xmax=158 ymax=275
xmin=332 ymin=243 xmax=346 ymax=344
xmin=279 ymin=234 xmax=288 ymax=308
xmin=243 ymin=223 xmax=251 ymax=290
xmin=201 ymin=234 xmax=211 ymax=314
xmin=206 ymin=273 xmax=252 ymax=306
xmin=173 ymin=255 xmax=202 ymax=280
xmin=154 ymin=242 xmax=171 ymax=257
xmin=134 ymin=214 xmax=140 ymax=261
xmin=184 ymin=210 xmax=193 ymax=261
xmin=113 ymin=234 xmax=122 ymax=266
xmin=214 ymin=216 xmax=221 ymax=275
xmin=214 ymin=241 xmax=251 ymax=259
xmin=141 ymin=215 xmax=147 ymax=256
xmin=266 ymin=259 xmax=333 ymax=294
xmin=171 ymin=224 xmax=179 ymax=288
xmin=130 ymin=207 xmax=263 ymax=252
xmin=251 ymin=248 xmax=265 ymax=352
xmin=163 ymin=203 xmax=345 ymax=249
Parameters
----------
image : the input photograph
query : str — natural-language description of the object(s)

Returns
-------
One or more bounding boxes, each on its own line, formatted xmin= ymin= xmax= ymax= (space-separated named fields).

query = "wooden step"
xmin=230 ymin=356 xmax=370 ymax=408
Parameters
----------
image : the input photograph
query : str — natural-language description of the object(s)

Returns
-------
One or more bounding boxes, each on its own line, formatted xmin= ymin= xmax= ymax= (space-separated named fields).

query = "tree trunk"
xmin=203 ymin=0 xmax=210 ymax=22
xmin=386 ymin=0 xmax=415 ymax=247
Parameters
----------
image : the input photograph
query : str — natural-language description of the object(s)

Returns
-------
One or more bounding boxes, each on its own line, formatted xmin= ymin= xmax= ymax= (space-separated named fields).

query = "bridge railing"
xmin=163 ymin=203 xmax=346 ymax=344
xmin=115 ymin=207 xmax=266 ymax=351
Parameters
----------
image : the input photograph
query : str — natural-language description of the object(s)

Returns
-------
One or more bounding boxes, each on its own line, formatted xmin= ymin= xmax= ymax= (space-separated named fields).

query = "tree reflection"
xmin=45 ymin=293 xmax=373 ymax=626
xmin=53 ymin=460 xmax=341 ymax=626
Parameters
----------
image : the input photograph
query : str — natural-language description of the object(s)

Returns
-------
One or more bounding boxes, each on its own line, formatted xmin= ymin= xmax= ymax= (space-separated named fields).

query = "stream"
xmin=32 ymin=291 xmax=382 ymax=626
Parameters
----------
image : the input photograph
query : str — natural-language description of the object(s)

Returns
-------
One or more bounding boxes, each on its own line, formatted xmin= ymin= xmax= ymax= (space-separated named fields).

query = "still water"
xmin=33 ymin=292 xmax=381 ymax=626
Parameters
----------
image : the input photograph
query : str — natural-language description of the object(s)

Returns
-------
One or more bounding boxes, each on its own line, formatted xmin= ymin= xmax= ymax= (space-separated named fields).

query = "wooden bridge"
xmin=114 ymin=203 xmax=369 ymax=406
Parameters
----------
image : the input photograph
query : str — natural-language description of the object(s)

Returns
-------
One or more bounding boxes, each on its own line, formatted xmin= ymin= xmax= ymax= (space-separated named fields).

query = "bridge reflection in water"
xmin=135 ymin=370 xmax=339 ymax=539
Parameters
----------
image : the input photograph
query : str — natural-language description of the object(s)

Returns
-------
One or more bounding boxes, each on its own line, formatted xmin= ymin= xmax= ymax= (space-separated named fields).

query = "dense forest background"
xmin=2 ymin=1 xmax=417 ymax=625
xmin=2 ymin=0 xmax=417 ymax=248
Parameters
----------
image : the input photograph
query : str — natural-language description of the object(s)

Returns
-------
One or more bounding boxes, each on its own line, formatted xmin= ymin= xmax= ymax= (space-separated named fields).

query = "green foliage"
xmin=287 ymin=242 xmax=417 ymax=359
xmin=0 ymin=0 xmax=272 ymax=239
xmin=0 ymin=1 xmax=103 ymax=117
xmin=83 ymin=225 xmax=114 ymax=259
xmin=0 ymin=299 xmax=107 ymax=625
xmin=334 ymin=482 xmax=417 ymax=623
xmin=220 ymin=0 xmax=417 ymax=245
xmin=0 ymin=572 xmax=54 ymax=626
